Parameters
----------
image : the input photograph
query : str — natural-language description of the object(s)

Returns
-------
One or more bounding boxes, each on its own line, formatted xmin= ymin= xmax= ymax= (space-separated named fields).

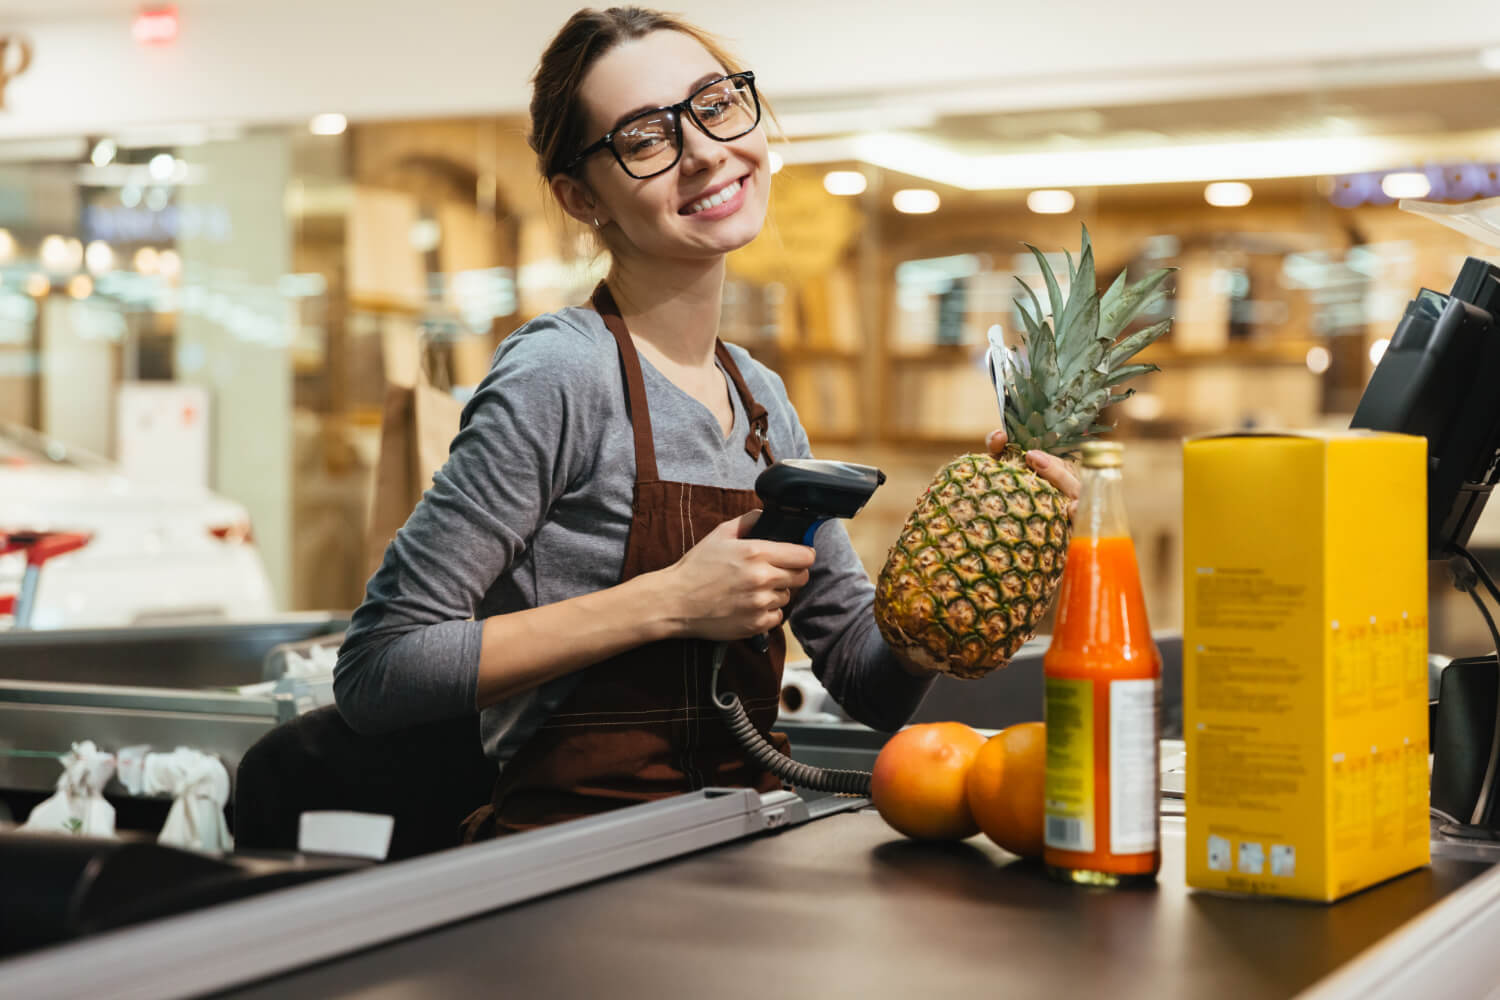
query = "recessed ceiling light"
xmin=1380 ymin=172 xmax=1431 ymax=199
xmin=823 ymin=170 xmax=867 ymax=196
xmin=1026 ymin=189 xmax=1074 ymax=214
xmin=1205 ymin=181 xmax=1253 ymax=207
xmin=892 ymin=188 xmax=940 ymax=214
xmin=310 ymin=113 xmax=348 ymax=137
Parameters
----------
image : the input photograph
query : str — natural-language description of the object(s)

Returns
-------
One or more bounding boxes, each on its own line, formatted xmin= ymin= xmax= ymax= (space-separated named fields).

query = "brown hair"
xmin=529 ymin=7 xmax=747 ymax=180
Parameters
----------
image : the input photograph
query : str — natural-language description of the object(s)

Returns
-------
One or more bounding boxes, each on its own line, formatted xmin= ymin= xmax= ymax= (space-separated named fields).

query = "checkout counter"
xmin=3 ymin=624 xmax=1500 ymax=999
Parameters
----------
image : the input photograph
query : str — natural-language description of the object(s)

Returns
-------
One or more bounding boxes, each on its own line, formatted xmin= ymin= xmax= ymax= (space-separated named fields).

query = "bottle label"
xmin=1045 ymin=677 xmax=1095 ymax=853
xmin=1110 ymin=678 xmax=1160 ymax=855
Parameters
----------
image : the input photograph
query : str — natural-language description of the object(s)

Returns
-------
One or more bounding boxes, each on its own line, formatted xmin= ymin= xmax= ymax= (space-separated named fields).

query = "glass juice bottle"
xmin=1043 ymin=441 xmax=1162 ymax=887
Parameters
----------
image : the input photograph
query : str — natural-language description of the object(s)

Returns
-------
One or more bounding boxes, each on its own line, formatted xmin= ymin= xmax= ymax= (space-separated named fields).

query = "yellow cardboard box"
xmin=1183 ymin=430 xmax=1429 ymax=901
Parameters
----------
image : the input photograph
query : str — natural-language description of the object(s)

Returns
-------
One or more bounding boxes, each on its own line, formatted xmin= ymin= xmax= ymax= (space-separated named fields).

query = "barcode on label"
xmin=1046 ymin=816 xmax=1087 ymax=851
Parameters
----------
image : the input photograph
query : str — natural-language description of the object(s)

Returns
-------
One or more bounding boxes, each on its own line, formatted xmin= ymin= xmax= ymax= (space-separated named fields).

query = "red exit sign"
xmin=133 ymin=6 xmax=179 ymax=45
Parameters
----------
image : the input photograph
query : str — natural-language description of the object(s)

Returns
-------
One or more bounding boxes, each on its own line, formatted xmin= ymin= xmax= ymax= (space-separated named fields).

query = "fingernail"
xmin=1025 ymin=450 xmax=1047 ymax=466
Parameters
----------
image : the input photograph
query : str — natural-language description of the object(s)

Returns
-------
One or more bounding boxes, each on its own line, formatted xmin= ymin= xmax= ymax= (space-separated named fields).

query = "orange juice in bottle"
xmin=1043 ymin=440 xmax=1161 ymax=887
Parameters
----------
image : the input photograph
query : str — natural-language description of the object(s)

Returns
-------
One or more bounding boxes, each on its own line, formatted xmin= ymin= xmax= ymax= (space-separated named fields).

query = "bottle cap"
xmin=1080 ymin=441 xmax=1124 ymax=468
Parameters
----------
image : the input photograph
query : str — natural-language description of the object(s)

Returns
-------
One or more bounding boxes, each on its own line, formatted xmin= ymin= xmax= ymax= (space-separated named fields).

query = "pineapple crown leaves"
xmin=1001 ymin=224 xmax=1177 ymax=455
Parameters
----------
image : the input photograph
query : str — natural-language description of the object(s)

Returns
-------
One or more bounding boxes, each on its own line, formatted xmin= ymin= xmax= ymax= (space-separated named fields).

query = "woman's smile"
xmin=680 ymin=174 xmax=748 ymax=218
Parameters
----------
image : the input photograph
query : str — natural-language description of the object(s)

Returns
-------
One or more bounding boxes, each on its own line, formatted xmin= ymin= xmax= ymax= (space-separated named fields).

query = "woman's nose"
xmin=678 ymin=119 xmax=727 ymax=175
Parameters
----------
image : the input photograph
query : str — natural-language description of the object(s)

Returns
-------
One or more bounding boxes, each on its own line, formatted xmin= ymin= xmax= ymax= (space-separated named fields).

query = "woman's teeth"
xmin=685 ymin=179 xmax=741 ymax=216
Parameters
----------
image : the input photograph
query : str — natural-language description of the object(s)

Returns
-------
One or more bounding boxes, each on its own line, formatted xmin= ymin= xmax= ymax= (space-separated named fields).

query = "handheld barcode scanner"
xmin=713 ymin=458 xmax=887 ymax=796
xmin=743 ymin=459 xmax=887 ymax=653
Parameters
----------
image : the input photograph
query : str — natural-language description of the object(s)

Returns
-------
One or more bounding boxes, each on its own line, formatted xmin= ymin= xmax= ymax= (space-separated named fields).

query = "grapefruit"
xmin=870 ymin=722 xmax=986 ymax=841
xmin=965 ymin=721 xmax=1046 ymax=859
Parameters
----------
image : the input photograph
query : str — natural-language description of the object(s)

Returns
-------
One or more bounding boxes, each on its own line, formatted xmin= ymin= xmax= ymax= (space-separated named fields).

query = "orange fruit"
xmin=870 ymin=722 xmax=986 ymax=841
xmin=965 ymin=721 xmax=1046 ymax=859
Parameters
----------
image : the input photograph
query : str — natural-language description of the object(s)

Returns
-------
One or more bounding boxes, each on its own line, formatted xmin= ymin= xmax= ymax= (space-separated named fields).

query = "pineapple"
xmin=874 ymin=226 xmax=1173 ymax=679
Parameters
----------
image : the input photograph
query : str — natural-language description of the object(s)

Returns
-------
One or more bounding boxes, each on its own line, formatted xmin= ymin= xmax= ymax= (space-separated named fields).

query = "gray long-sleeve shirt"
xmin=334 ymin=305 xmax=932 ymax=763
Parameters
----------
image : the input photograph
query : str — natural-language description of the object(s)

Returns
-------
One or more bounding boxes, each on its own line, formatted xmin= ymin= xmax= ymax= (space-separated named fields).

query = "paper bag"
xmin=145 ymin=748 xmax=235 ymax=853
xmin=21 ymin=741 xmax=117 ymax=838
xmin=365 ymin=331 xmax=465 ymax=577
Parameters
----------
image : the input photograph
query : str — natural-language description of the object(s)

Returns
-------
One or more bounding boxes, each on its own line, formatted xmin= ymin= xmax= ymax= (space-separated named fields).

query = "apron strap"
xmin=592 ymin=283 xmax=660 ymax=483
xmin=714 ymin=341 xmax=776 ymax=466
xmin=592 ymin=282 xmax=778 ymax=481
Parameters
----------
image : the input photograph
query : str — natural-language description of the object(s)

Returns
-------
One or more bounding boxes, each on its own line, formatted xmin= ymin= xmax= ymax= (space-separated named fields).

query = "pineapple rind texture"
xmin=874 ymin=449 xmax=1070 ymax=680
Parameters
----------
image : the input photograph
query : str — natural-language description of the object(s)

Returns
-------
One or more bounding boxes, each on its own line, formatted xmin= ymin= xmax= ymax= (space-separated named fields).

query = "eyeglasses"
xmin=565 ymin=71 xmax=761 ymax=180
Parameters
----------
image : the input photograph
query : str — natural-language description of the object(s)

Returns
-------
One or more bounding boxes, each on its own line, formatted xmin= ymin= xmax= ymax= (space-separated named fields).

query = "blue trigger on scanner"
xmin=802 ymin=518 xmax=827 ymax=547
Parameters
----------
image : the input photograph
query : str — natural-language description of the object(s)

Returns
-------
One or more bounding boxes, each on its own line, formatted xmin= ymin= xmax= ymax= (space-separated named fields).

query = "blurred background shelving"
xmin=0 ymin=2 xmax=1497 ymax=654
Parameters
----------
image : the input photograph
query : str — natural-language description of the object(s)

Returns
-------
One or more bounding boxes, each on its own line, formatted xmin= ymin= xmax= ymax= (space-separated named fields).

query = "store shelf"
xmin=743 ymin=342 xmax=864 ymax=364
xmin=348 ymin=294 xmax=424 ymax=316
xmin=1137 ymin=340 xmax=1320 ymax=367
xmin=880 ymin=432 xmax=994 ymax=451
xmin=887 ymin=344 xmax=980 ymax=364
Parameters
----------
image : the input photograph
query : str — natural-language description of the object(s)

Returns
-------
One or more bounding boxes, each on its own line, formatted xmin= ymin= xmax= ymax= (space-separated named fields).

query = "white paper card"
xmin=298 ymin=811 xmax=395 ymax=861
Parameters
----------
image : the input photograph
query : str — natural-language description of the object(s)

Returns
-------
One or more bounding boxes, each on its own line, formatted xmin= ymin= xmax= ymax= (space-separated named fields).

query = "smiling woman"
xmin=235 ymin=6 xmax=1073 ymax=854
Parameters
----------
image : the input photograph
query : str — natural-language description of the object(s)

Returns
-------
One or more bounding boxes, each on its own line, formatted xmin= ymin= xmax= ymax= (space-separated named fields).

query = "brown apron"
xmin=463 ymin=284 xmax=789 ymax=839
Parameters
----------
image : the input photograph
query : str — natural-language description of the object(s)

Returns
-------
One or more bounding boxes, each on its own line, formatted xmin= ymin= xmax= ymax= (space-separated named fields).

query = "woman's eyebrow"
xmin=609 ymin=72 xmax=726 ymax=129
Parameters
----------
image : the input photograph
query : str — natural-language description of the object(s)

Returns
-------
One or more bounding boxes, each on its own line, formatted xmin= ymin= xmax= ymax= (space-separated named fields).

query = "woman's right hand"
xmin=657 ymin=510 xmax=816 ymax=641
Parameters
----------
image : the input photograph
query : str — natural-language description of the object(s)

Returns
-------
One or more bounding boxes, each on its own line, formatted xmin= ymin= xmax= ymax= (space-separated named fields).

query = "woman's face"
xmin=569 ymin=30 xmax=770 ymax=262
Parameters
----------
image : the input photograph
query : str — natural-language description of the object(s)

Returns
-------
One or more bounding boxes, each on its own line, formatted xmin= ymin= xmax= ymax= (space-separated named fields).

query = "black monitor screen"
xmin=1350 ymin=257 xmax=1500 ymax=558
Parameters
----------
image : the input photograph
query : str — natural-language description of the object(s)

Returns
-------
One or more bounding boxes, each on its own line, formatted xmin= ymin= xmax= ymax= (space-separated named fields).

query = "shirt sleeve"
xmin=756 ymin=370 xmax=935 ymax=732
xmin=333 ymin=319 xmax=602 ymax=734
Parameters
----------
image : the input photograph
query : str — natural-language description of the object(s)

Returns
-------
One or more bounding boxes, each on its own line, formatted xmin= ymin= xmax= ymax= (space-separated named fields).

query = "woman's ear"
xmin=550 ymin=173 xmax=609 ymax=230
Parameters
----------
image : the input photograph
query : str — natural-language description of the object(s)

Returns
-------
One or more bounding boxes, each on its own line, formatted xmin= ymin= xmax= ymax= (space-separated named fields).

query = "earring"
xmin=592 ymin=216 xmax=601 ymax=229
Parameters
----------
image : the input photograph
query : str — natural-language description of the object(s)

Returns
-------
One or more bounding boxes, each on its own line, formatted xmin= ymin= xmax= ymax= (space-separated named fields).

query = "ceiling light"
xmin=776 ymin=106 xmax=937 ymax=139
xmin=148 ymin=153 xmax=176 ymax=183
xmin=1026 ymin=189 xmax=1075 ymax=214
xmin=134 ymin=247 xmax=160 ymax=275
xmin=90 ymin=139 xmax=117 ymax=167
xmin=310 ymin=113 xmax=348 ymax=137
xmin=1305 ymin=345 xmax=1331 ymax=374
xmin=0 ymin=229 xmax=15 ymax=264
xmin=768 ymin=151 xmax=784 ymax=175
xmin=1369 ymin=338 xmax=1390 ymax=365
xmin=781 ymin=131 xmax=1500 ymax=192
xmin=67 ymin=275 xmax=94 ymax=300
xmin=85 ymin=241 xmax=114 ymax=275
xmin=892 ymin=189 xmax=940 ymax=214
xmin=40 ymin=235 xmax=81 ymax=273
xmin=1380 ymin=172 xmax=1431 ymax=199
xmin=158 ymin=249 xmax=182 ymax=281
xmin=25 ymin=273 xmax=50 ymax=297
xmin=1205 ymin=181 xmax=1253 ymax=207
xmin=823 ymin=170 xmax=867 ymax=196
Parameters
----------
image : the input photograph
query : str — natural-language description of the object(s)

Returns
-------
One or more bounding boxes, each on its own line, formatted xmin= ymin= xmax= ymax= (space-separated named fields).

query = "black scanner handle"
xmin=742 ymin=509 xmax=824 ymax=654
xmin=736 ymin=459 xmax=886 ymax=655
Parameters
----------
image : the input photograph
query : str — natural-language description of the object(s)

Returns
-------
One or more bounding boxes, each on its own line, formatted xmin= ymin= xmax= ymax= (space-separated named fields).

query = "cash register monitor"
xmin=1350 ymin=255 xmax=1500 ymax=830
xmin=1350 ymin=256 xmax=1500 ymax=559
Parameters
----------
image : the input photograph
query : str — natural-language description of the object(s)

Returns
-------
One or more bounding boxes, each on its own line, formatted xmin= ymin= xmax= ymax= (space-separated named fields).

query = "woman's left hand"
xmin=986 ymin=429 xmax=1081 ymax=515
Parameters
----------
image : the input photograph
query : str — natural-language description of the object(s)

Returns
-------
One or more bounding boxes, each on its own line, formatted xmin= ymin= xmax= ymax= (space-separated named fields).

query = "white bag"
xmin=1400 ymin=195 xmax=1500 ymax=248
xmin=21 ymin=741 xmax=117 ymax=838
xmin=143 ymin=747 xmax=235 ymax=853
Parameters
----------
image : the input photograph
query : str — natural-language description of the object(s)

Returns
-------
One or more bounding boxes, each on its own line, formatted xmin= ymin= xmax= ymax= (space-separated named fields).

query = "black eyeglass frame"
xmin=563 ymin=71 xmax=761 ymax=179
